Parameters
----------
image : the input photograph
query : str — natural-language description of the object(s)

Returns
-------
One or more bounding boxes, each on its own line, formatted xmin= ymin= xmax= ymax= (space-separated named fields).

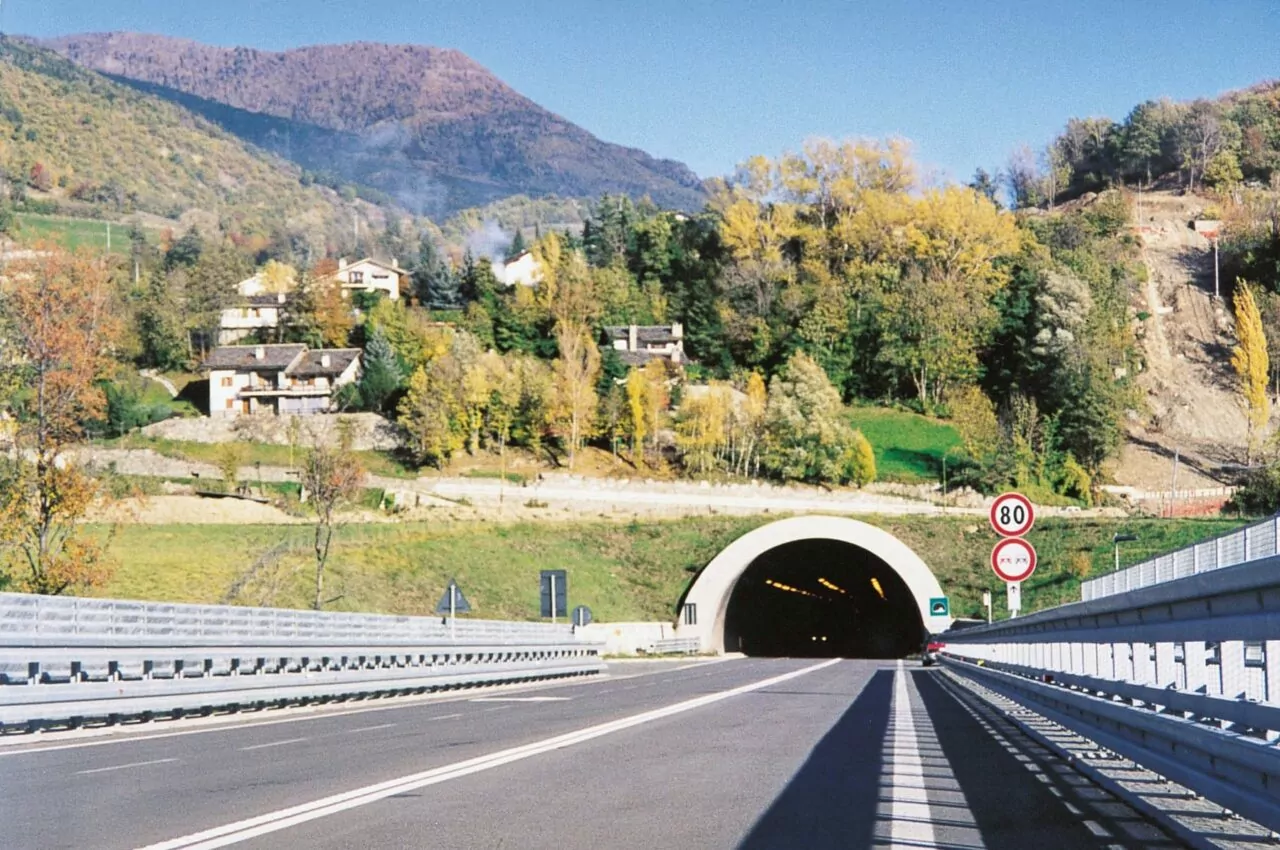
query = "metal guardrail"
xmin=1082 ymin=514 xmax=1277 ymax=601
xmin=939 ymin=553 xmax=1280 ymax=833
xmin=649 ymin=638 xmax=700 ymax=656
xmin=0 ymin=593 xmax=603 ymax=729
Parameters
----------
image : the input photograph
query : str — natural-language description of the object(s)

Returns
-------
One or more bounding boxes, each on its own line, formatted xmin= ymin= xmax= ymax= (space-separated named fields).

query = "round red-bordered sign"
xmin=991 ymin=537 xmax=1037 ymax=583
xmin=989 ymin=492 xmax=1035 ymax=537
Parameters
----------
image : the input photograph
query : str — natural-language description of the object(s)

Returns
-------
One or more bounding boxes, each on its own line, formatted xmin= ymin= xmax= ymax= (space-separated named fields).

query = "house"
xmin=492 ymin=251 xmax=542 ymax=288
xmin=335 ymin=257 xmax=403 ymax=300
xmin=217 ymin=293 xmax=287 ymax=345
xmin=203 ymin=344 xmax=362 ymax=418
xmin=604 ymin=323 xmax=686 ymax=366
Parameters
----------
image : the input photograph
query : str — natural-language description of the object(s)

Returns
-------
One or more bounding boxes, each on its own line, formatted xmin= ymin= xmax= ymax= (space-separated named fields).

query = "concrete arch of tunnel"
xmin=675 ymin=515 xmax=954 ymax=655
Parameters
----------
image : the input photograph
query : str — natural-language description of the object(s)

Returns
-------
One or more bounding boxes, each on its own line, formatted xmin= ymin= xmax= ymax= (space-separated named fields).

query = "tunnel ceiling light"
xmin=765 ymin=578 xmax=821 ymax=599
xmin=869 ymin=577 xmax=885 ymax=599
xmin=817 ymin=577 xmax=848 ymax=595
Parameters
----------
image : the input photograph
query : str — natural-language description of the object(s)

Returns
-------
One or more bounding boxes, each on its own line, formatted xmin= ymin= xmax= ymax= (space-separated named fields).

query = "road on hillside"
xmin=2 ymin=659 xmax=1178 ymax=850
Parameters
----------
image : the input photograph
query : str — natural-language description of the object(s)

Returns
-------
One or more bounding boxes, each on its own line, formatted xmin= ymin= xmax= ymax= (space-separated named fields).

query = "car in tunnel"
xmin=921 ymin=638 xmax=944 ymax=666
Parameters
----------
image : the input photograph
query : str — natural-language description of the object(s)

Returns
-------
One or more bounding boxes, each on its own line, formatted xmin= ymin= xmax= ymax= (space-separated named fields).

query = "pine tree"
xmin=358 ymin=327 xmax=403 ymax=413
xmin=1232 ymin=280 xmax=1270 ymax=462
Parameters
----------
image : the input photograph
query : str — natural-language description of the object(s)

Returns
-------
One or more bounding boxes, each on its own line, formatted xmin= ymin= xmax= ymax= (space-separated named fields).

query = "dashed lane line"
xmin=76 ymin=758 xmax=176 ymax=776
xmin=239 ymin=738 xmax=307 ymax=752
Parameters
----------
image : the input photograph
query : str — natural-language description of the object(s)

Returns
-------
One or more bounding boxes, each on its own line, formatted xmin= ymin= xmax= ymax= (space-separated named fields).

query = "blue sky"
xmin=9 ymin=1 xmax=1280 ymax=182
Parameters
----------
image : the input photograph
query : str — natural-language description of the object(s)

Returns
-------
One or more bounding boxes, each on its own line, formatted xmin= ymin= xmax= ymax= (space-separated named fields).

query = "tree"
xmin=0 ymin=246 xmax=122 ymax=594
xmin=357 ymin=327 xmax=402 ymax=412
xmin=398 ymin=365 xmax=461 ymax=468
xmin=879 ymin=187 xmax=1021 ymax=409
xmin=761 ymin=352 xmax=859 ymax=483
xmin=306 ymin=260 xmax=354 ymax=348
xmin=136 ymin=270 xmax=187 ymax=371
xmin=259 ymin=260 xmax=297 ymax=294
xmin=550 ymin=321 xmax=600 ymax=469
xmin=298 ymin=425 xmax=366 ymax=610
xmin=1233 ymin=280 xmax=1270 ymax=461
xmin=844 ymin=430 xmax=877 ymax=487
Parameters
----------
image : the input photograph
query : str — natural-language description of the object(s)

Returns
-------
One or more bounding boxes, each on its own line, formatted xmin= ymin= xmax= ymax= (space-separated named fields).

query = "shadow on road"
xmin=913 ymin=670 xmax=1179 ymax=849
xmin=737 ymin=669 xmax=892 ymax=849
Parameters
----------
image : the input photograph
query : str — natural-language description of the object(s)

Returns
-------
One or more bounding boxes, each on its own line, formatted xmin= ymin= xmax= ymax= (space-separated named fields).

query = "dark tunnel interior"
xmin=723 ymin=539 xmax=925 ymax=658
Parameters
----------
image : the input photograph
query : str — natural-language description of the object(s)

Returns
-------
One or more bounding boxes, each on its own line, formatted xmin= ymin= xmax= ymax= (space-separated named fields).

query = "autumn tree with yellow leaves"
xmin=1232 ymin=280 xmax=1270 ymax=462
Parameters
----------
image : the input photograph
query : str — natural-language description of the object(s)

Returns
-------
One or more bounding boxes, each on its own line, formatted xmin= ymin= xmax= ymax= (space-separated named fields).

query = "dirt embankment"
xmin=1116 ymin=190 xmax=1253 ymax=497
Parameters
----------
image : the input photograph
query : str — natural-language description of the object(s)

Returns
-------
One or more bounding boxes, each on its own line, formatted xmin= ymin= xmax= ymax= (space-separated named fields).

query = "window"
xmin=350 ymin=271 xmax=364 ymax=285
xmin=220 ymin=376 xmax=233 ymax=387
xmin=225 ymin=398 xmax=235 ymax=409
xmin=682 ymin=603 xmax=697 ymax=626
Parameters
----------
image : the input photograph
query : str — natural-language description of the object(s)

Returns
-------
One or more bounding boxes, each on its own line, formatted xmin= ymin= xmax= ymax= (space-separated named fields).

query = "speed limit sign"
xmin=989 ymin=492 xmax=1035 ymax=537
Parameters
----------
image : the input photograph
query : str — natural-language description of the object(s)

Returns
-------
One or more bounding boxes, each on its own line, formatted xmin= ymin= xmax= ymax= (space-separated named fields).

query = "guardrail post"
xmin=1133 ymin=641 xmax=1154 ymax=686
xmin=1244 ymin=526 xmax=1252 ymax=562
xmin=1154 ymin=642 xmax=1176 ymax=690
xmin=1266 ymin=641 xmax=1280 ymax=707
xmin=1221 ymin=640 xmax=1247 ymax=704
xmin=1114 ymin=642 xmax=1133 ymax=682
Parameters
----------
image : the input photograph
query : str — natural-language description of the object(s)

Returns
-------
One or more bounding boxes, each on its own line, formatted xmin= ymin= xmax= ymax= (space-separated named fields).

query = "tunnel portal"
xmin=723 ymin=539 xmax=924 ymax=658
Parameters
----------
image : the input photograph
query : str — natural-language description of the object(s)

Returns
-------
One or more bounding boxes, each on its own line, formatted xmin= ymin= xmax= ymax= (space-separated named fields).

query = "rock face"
xmin=41 ymin=32 xmax=707 ymax=216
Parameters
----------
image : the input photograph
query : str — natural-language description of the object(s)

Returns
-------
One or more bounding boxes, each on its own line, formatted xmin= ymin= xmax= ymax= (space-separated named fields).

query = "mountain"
xmin=0 ymin=37 xmax=358 ymax=248
xmin=40 ymin=32 xmax=708 ymax=217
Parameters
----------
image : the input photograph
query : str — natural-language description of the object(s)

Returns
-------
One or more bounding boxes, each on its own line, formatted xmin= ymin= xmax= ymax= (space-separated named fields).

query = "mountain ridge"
xmin=38 ymin=32 xmax=707 ymax=216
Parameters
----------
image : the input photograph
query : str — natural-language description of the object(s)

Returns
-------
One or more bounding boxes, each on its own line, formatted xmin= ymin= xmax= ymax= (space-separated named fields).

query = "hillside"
xmin=0 ymin=37 xmax=356 ymax=245
xmin=40 ymin=32 xmax=708 ymax=217
xmin=94 ymin=515 xmax=1244 ymax=622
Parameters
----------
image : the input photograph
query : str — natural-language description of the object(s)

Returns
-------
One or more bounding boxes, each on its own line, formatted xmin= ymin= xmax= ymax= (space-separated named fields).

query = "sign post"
xmin=1006 ymin=581 xmax=1021 ymax=616
xmin=982 ymin=590 xmax=992 ymax=624
xmin=540 ymin=570 xmax=568 ymax=623
xmin=435 ymin=578 xmax=472 ymax=641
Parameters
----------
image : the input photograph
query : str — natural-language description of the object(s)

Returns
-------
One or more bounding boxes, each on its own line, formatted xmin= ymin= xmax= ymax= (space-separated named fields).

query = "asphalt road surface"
xmin=1 ymin=658 xmax=1179 ymax=849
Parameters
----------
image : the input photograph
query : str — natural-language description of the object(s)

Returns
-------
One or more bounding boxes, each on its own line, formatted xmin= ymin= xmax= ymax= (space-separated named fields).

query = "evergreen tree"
xmin=507 ymin=229 xmax=527 ymax=260
xmin=358 ymin=327 xmax=404 ymax=413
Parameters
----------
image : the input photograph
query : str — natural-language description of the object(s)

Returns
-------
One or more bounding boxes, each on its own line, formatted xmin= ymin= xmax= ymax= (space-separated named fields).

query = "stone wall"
xmin=142 ymin=413 xmax=403 ymax=451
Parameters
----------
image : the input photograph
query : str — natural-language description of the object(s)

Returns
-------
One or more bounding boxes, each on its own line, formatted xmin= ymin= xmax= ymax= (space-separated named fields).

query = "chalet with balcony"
xmin=203 ymin=344 xmax=362 ymax=418
xmin=604 ymin=323 xmax=686 ymax=366
xmin=336 ymin=257 xmax=403 ymax=301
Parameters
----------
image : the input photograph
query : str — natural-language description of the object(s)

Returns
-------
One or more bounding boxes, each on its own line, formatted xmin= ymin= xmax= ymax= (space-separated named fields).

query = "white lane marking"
xmin=75 ymin=758 xmax=176 ymax=775
xmin=426 ymin=713 xmax=463 ymax=721
xmin=137 ymin=659 xmax=840 ymax=850
xmin=881 ymin=661 xmax=937 ymax=847
xmin=238 ymin=738 xmax=307 ymax=752
xmin=344 ymin=724 xmax=396 ymax=734
xmin=468 ymin=697 xmax=571 ymax=703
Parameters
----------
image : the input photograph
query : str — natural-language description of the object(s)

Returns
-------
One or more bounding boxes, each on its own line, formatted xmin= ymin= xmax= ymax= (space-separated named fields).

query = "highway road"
xmin=1 ymin=658 xmax=1179 ymax=849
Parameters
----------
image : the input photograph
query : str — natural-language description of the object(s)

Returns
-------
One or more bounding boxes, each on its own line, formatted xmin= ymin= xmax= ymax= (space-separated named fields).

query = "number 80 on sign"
xmin=989 ymin=492 xmax=1035 ymax=537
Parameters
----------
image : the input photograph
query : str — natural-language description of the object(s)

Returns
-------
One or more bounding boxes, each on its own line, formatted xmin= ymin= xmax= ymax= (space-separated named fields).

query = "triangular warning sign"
xmin=435 ymin=579 xmax=472 ymax=615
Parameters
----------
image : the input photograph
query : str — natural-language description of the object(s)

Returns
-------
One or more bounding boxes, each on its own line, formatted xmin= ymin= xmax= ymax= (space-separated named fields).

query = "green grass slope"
xmin=93 ymin=514 xmax=1245 ymax=625
xmin=846 ymin=407 xmax=961 ymax=484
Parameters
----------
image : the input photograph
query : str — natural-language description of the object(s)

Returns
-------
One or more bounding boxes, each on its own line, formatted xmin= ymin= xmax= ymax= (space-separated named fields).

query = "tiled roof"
xmin=604 ymin=325 xmax=681 ymax=345
xmin=201 ymin=344 xmax=305 ymax=371
xmin=617 ymin=350 xmax=674 ymax=367
xmin=288 ymin=349 xmax=362 ymax=379
xmin=241 ymin=294 xmax=288 ymax=307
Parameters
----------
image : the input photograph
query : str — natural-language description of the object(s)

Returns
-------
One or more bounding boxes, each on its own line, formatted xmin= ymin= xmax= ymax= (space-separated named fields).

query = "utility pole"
xmin=1213 ymin=236 xmax=1220 ymax=300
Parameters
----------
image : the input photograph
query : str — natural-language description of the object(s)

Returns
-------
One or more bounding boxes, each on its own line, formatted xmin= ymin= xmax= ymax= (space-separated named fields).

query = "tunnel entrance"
xmin=723 ymin=539 xmax=925 ymax=658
